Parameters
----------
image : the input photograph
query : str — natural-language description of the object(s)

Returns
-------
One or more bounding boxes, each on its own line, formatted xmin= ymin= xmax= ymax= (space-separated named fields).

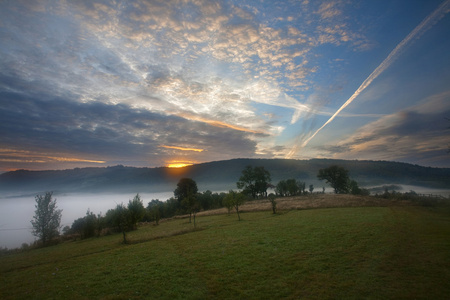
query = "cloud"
xmin=316 ymin=91 xmax=450 ymax=166
xmin=285 ymin=0 xmax=450 ymax=158
xmin=3 ymin=0 xmax=445 ymax=170
xmin=0 ymin=86 xmax=260 ymax=169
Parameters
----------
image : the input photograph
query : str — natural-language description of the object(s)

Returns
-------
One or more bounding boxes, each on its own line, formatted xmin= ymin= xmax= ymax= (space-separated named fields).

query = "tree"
xmin=222 ymin=195 xmax=234 ymax=215
xmin=309 ymin=184 xmax=314 ymax=194
xmin=127 ymin=194 xmax=145 ymax=230
xmin=174 ymin=178 xmax=199 ymax=223
xmin=268 ymin=193 xmax=277 ymax=214
xmin=237 ymin=166 xmax=271 ymax=199
xmin=147 ymin=200 xmax=162 ymax=225
xmin=286 ymin=179 xmax=300 ymax=196
xmin=182 ymin=188 xmax=200 ymax=226
xmin=30 ymin=192 xmax=62 ymax=246
xmin=224 ymin=190 xmax=246 ymax=221
xmin=317 ymin=165 xmax=350 ymax=194
xmin=174 ymin=178 xmax=198 ymax=202
xmin=275 ymin=180 xmax=288 ymax=196
xmin=113 ymin=203 xmax=130 ymax=244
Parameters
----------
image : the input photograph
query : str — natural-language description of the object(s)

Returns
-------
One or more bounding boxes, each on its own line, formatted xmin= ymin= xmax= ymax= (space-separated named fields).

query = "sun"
xmin=167 ymin=163 xmax=193 ymax=168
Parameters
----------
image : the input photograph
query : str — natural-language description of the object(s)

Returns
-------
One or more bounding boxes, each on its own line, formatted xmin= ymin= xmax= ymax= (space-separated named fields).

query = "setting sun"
xmin=167 ymin=163 xmax=193 ymax=168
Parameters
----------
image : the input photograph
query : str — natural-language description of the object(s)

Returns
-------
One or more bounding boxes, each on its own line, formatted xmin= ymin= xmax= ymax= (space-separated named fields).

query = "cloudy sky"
xmin=1 ymin=0 xmax=449 ymax=172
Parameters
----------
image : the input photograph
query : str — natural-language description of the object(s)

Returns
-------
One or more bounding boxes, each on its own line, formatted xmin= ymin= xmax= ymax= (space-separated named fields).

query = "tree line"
xmin=30 ymin=164 xmax=368 ymax=246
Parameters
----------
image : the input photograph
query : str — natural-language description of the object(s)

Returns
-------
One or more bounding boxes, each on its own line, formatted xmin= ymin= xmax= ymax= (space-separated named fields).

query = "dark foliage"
xmin=30 ymin=192 xmax=62 ymax=246
xmin=237 ymin=165 xmax=271 ymax=198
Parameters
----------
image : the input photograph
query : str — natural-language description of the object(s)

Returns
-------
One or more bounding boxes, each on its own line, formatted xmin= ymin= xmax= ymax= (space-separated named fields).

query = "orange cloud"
xmin=160 ymin=145 xmax=204 ymax=152
xmin=178 ymin=113 xmax=266 ymax=134
xmin=0 ymin=148 xmax=106 ymax=164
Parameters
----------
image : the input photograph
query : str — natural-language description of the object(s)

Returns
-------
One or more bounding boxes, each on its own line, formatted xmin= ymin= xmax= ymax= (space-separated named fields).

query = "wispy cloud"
xmin=316 ymin=91 xmax=450 ymax=165
xmin=286 ymin=0 xmax=450 ymax=159
xmin=160 ymin=145 xmax=204 ymax=152
xmin=0 ymin=0 xmax=448 ymax=170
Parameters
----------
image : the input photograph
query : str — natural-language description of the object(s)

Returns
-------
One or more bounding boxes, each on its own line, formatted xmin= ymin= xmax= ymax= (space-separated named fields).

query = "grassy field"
xmin=1 ymin=196 xmax=450 ymax=299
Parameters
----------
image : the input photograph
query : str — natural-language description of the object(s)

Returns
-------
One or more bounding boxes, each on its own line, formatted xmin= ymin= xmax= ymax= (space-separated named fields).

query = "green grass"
xmin=1 ymin=205 xmax=450 ymax=299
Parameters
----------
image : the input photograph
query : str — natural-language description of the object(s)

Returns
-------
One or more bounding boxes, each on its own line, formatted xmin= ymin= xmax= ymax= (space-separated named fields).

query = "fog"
xmin=1 ymin=185 xmax=449 ymax=249
xmin=0 ymin=191 xmax=173 ymax=249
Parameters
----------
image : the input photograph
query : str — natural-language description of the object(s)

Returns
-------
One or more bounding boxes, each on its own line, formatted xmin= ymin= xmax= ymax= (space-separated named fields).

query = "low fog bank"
xmin=1 ymin=184 xmax=449 ymax=249
xmin=367 ymin=184 xmax=450 ymax=197
xmin=0 ymin=191 xmax=174 ymax=249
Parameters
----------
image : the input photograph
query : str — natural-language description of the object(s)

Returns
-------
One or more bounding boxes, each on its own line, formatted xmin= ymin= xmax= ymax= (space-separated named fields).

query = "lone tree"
xmin=317 ymin=165 xmax=350 ymax=194
xmin=237 ymin=165 xmax=271 ymax=199
xmin=268 ymin=193 xmax=277 ymax=214
xmin=31 ymin=192 xmax=62 ymax=246
xmin=174 ymin=178 xmax=199 ymax=222
xmin=127 ymin=194 xmax=146 ymax=230
xmin=224 ymin=190 xmax=246 ymax=221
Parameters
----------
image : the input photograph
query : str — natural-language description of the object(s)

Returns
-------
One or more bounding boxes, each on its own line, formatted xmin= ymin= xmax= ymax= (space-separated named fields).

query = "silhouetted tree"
xmin=275 ymin=180 xmax=288 ymax=196
xmin=317 ymin=165 xmax=350 ymax=194
xmin=309 ymin=184 xmax=314 ymax=194
xmin=31 ymin=192 xmax=62 ymax=246
xmin=237 ymin=166 xmax=271 ymax=199
xmin=175 ymin=178 xmax=198 ymax=202
xmin=286 ymin=179 xmax=300 ymax=196
xmin=182 ymin=188 xmax=200 ymax=226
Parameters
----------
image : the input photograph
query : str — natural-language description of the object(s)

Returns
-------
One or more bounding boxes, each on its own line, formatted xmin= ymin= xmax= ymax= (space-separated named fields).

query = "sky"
xmin=0 ymin=0 xmax=449 ymax=172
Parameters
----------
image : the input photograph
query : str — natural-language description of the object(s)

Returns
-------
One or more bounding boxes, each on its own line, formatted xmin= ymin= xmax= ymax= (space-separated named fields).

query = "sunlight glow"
xmin=167 ymin=163 xmax=193 ymax=168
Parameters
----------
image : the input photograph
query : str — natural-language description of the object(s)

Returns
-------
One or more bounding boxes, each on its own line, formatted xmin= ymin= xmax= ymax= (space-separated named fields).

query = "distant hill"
xmin=1 ymin=158 xmax=449 ymax=195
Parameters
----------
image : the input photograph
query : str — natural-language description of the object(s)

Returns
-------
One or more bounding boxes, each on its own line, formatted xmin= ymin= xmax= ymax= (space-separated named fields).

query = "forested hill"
xmin=1 ymin=158 xmax=449 ymax=195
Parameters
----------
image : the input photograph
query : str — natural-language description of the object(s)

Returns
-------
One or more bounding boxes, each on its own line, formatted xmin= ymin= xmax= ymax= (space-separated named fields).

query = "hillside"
xmin=1 ymin=198 xmax=450 ymax=299
xmin=0 ymin=158 xmax=449 ymax=195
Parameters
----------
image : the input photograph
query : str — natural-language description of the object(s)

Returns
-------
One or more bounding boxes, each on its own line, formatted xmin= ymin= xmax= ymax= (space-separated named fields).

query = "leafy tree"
xmin=71 ymin=217 xmax=85 ymax=237
xmin=174 ymin=178 xmax=199 ymax=223
xmin=224 ymin=190 xmax=246 ymax=221
xmin=197 ymin=190 xmax=223 ymax=210
xmin=127 ymin=194 xmax=145 ymax=230
xmin=31 ymin=192 xmax=62 ymax=246
xmin=275 ymin=180 xmax=288 ymax=196
xmin=182 ymin=188 xmax=200 ymax=226
xmin=317 ymin=165 xmax=351 ymax=194
xmin=268 ymin=193 xmax=277 ymax=214
xmin=349 ymin=180 xmax=370 ymax=196
xmin=286 ymin=179 xmax=300 ymax=196
xmin=309 ymin=184 xmax=314 ymax=194
xmin=237 ymin=166 xmax=271 ymax=199
xmin=70 ymin=209 xmax=98 ymax=239
xmin=147 ymin=200 xmax=162 ymax=225
xmin=113 ymin=203 xmax=130 ymax=244
xmin=62 ymin=225 xmax=71 ymax=236
xmin=83 ymin=209 xmax=97 ymax=238
xmin=174 ymin=178 xmax=198 ymax=203
xmin=222 ymin=194 xmax=234 ymax=215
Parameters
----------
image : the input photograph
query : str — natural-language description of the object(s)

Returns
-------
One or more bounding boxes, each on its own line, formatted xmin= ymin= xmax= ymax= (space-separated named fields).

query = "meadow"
xmin=1 ymin=195 xmax=450 ymax=299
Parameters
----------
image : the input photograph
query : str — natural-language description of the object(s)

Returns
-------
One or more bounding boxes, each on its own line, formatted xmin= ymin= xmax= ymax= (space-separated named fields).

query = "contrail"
xmin=286 ymin=0 xmax=450 ymax=159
